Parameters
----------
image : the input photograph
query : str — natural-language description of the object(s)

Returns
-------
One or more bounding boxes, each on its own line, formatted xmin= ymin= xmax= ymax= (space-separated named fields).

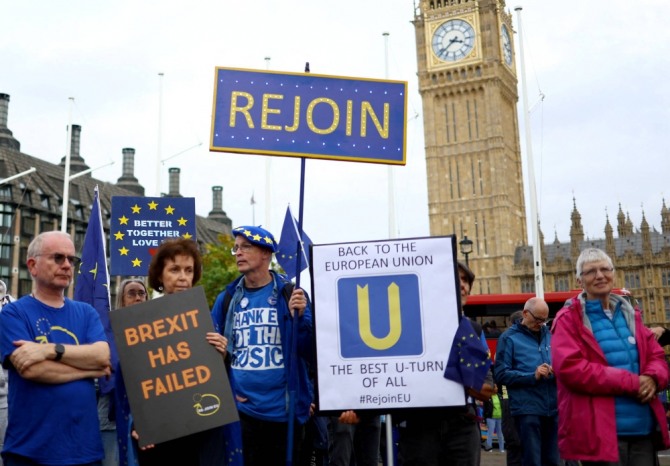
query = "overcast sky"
xmin=2 ymin=0 xmax=668 ymax=248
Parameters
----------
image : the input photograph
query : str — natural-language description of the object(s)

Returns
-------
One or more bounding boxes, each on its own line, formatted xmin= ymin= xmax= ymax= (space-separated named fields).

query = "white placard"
xmin=312 ymin=236 xmax=465 ymax=411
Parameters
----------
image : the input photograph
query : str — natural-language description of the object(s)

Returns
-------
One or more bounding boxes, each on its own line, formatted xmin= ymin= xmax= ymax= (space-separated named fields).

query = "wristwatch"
xmin=54 ymin=343 xmax=65 ymax=362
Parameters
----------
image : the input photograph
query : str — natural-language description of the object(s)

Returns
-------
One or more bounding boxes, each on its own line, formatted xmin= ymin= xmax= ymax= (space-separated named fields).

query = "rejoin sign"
xmin=210 ymin=67 xmax=407 ymax=165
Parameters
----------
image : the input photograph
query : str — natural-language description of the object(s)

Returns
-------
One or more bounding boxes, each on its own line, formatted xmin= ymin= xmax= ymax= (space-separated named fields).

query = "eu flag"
xmin=74 ymin=186 xmax=115 ymax=394
xmin=277 ymin=206 xmax=312 ymax=280
xmin=443 ymin=317 xmax=491 ymax=390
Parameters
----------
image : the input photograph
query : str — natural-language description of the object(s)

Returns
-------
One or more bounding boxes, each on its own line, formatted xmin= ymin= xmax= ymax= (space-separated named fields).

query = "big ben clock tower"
xmin=414 ymin=0 xmax=526 ymax=294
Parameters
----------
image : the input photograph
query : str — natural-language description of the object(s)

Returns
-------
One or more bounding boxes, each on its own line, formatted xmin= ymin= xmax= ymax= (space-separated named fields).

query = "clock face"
xmin=431 ymin=19 xmax=476 ymax=62
xmin=501 ymin=24 xmax=513 ymax=66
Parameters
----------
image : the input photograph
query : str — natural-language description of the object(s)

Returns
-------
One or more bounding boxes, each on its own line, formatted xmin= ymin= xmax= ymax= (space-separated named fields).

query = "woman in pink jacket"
xmin=551 ymin=248 xmax=669 ymax=465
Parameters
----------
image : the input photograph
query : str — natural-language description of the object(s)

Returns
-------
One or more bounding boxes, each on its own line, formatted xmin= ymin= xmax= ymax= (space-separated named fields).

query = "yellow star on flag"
xmin=131 ymin=204 xmax=141 ymax=214
xmin=114 ymin=231 xmax=125 ymax=240
xmin=148 ymin=201 xmax=158 ymax=210
xmin=183 ymin=232 xmax=193 ymax=239
xmin=177 ymin=217 xmax=187 ymax=226
xmin=89 ymin=262 xmax=98 ymax=278
xmin=119 ymin=247 xmax=129 ymax=256
xmin=119 ymin=215 xmax=129 ymax=225
xmin=165 ymin=205 xmax=175 ymax=215
xmin=132 ymin=258 xmax=142 ymax=267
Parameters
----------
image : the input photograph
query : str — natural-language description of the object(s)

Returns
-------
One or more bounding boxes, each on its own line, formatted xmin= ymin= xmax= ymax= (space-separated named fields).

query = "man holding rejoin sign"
xmin=211 ymin=225 xmax=314 ymax=466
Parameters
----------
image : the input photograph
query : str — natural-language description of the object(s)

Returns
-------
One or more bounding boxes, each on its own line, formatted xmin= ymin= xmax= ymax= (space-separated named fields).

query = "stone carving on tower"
xmin=413 ymin=0 xmax=527 ymax=293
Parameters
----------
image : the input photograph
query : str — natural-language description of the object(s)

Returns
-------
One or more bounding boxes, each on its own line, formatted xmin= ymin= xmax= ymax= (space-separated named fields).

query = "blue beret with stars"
xmin=232 ymin=226 xmax=277 ymax=252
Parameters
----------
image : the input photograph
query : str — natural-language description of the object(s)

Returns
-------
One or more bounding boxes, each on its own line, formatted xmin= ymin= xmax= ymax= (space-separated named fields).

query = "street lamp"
xmin=459 ymin=235 xmax=473 ymax=266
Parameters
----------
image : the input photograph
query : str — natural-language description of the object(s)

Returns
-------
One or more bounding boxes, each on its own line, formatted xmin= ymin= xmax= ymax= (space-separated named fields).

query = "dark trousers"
xmin=240 ymin=411 xmax=304 ymax=466
xmin=3 ymin=453 xmax=101 ymax=466
xmin=328 ymin=414 xmax=381 ymax=466
xmin=514 ymin=414 xmax=559 ymax=466
xmin=502 ymin=398 xmax=522 ymax=466
xmin=398 ymin=412 xmax=481 ymax=466
xmin=580 ymin=436 xmax=656 ymax=466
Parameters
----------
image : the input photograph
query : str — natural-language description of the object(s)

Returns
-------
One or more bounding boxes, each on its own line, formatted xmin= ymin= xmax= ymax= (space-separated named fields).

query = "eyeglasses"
xmin=125 ymin=289 xmax=147 ymax=298
xmin=35 ymin=253 xmax=81 ymax=266
xmin=525 ymin=308 xmax=547 ymax=324
xmin=230 ymin=243 xmax=255 ymax=255
xmin=580 ymin=266 xmax=614 ymax=278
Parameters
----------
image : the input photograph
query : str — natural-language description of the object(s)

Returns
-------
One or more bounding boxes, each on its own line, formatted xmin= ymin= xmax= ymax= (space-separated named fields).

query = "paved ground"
xmin=479 ymin=449 xmax=670 ymax=466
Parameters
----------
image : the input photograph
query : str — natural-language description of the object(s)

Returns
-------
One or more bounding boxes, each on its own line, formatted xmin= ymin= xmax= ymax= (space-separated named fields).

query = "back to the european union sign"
xmin=210 ymin=67 xmax=407 ymax=165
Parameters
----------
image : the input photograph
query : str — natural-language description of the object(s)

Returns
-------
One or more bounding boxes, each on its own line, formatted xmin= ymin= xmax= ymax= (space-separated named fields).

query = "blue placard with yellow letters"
xmin=110 ymin=196 xmax=197 ymax=276
xmin=210 ymin=67 xmax=407 ymax=165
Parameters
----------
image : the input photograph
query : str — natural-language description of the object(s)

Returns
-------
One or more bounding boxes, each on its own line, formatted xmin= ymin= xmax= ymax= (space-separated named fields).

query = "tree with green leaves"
xmin=200 ymin=234 xmax=240 ymax=308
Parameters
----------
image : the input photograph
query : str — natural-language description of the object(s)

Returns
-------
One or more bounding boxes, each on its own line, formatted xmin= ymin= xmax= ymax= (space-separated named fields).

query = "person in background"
xmin=397 ymin=261 xmax=493 ymax=466
xmin=551 ymin=248 xmax=670 ymax=465
xmin=500 ymin=310 xmax=523 ymax=466
xmin=483 ymin=384 xmax=505 ymax=453
xmin=494 ymin=297 xmax=558 ymax=466
xmin=0 ymin=231 xmax=111 ymax=465
xmin=108 ymin=279 xmax=148 ymax=466
xmin=328 ymin=410 xmax=381 ymax=466
xmin=211 ymin=225 xmax=314 ymax=466
xmin=0 ymin=280 xmax=15 ymax=466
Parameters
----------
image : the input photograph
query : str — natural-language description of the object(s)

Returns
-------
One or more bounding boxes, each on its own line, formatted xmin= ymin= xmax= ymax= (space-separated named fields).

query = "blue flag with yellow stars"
xmin=276 ymin=205 xmax=312 ymax=280
xmin=74 ymin=186 xmax=115 ymax=394
xmin=110 ymin=196 xmax=196 ymax=275
xmin=444 ymin=316 xmax=491 ymax=390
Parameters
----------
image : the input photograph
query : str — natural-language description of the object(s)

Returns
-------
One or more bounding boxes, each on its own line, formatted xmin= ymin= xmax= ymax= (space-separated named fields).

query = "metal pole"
xmin=265 ymin=57 xmax=272 ymax=229
xmin=383 ymin=30 xmax=396 ymax=466
xmin=514 ymin=7 xmax=544 ymax=298
xmin=156 ymin=72 xmax=164 ymax=197
xmin=384 ymin=32 xmax=397 ymax=240
xmin=0 ymin=167 xmax=36 ymax=186
xmin=60 ymin=97 xmax=75 ymax=232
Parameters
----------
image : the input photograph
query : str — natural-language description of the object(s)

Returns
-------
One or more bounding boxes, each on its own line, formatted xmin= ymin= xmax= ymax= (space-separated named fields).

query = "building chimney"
xmin=167 ymin=167 xmax=182 ymax=197
xmin=0 ymin=94 xmax=21 ymax=151
xmin=208 ymin=186 xmax=232 ymax=229
xmin=116 ymin=148 xmax=145 ymax=195
xmin=59 ymin=124 xmax=90 ymax=174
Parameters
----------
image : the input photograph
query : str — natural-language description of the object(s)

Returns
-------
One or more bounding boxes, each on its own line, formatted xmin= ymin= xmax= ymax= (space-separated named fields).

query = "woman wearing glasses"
xmin=105 ymin=280 xmax=147 ymax=465
xmin=551 ymin=248 xmax=670 ymax=465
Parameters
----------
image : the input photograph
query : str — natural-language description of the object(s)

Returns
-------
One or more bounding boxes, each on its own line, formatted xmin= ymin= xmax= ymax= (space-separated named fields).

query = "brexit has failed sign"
xmin=210 ymin=67 xmax=407 ymax=165
xmin=311 ymin=236 xmax=465 ymax=412
xmin=110 ymin=287 xmax=238 ymax=447
xmin=110 ymin=196 xmax=197 ymax=276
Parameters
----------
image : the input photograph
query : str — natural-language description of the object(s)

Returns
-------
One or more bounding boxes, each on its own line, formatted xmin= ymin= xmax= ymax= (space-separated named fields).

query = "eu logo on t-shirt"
xmin=337 ymin=274 xmax=423 ymax=358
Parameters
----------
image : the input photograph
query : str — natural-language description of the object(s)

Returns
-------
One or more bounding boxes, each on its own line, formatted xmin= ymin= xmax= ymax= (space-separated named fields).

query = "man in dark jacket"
xmin=493 ymin=298 xmax=558 ymax=466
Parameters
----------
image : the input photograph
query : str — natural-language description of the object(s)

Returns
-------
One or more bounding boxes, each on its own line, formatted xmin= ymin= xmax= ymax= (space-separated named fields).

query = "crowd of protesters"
xmin=0 ymin=230 xmax=667 ymax=466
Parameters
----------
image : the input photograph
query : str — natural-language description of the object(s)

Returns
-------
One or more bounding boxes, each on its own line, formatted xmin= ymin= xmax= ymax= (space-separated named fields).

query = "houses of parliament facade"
xmin=413 ymin=0 xmax=670 ymax=324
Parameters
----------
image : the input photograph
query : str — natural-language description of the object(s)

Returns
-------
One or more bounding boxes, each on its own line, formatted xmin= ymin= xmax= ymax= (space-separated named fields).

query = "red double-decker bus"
xmin=464 ymin=289 xmax=632 ymax=361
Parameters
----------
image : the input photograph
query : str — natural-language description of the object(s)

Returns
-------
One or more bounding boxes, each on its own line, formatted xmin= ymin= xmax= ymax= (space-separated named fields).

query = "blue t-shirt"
xmin=230 ymin=283 xmax=287 ymax=422
xmin=0 ymin=296 xmax=107 ymax=464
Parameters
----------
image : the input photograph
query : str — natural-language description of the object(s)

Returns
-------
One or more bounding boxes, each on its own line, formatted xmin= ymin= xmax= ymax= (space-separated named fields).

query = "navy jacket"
xmin=493 ymin=322 xmax=557 ymax=417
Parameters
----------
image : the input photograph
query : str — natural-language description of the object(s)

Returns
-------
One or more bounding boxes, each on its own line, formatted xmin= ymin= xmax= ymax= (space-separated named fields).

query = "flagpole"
xmin=61 ymin=97 xmax=75 ymax=232
xmin=156 ymin=72 xmax=164 ymax=197
xmin=514 ymin=6 xmax=544 ymax=298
